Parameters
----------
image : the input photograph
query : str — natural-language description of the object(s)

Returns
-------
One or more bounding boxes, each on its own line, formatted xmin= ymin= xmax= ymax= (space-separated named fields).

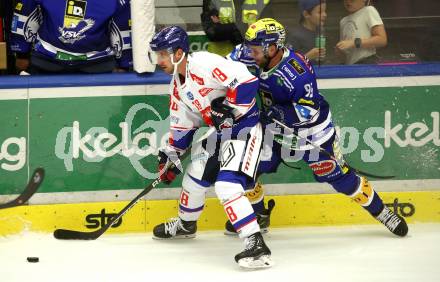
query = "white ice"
xmin=1 ymin=224 xmax=439 ymax=282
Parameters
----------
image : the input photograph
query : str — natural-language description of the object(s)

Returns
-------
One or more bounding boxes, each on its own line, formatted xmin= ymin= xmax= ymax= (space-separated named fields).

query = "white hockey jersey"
xmin=168 ymin=51 xmax=259 ymax=151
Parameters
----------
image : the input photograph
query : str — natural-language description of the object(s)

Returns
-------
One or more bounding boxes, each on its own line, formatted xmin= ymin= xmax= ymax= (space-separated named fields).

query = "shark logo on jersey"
xmin=17 ymin=7 xmax=43 ymax=42
xmin=58 ymin=19 xmax=95 ymax=44
xmin=109 ymin=19 xmax=126 ymax=58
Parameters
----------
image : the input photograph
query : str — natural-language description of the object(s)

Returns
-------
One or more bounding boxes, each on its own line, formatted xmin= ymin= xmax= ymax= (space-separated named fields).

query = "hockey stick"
xmin=272 ymin=119 xmax=395 ymax=179
xmin=54 ymin=127 xmax=216 ymax=240
xmin=0 ymin=168 xmax=45 ymax=210
xmin=53 ymin=168 xmax=169 ymax=240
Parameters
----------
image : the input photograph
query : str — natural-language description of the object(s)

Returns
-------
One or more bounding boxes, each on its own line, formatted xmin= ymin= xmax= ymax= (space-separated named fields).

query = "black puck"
xmin=27 ymin=257 xmax=39 ymax=263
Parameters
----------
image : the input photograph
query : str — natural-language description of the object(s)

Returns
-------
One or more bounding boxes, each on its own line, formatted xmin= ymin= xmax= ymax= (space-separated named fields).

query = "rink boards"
xmin=0 ymin=191 xmax=439 ymax=236
xmin=0 ymin=68 xmax=439 ymax=235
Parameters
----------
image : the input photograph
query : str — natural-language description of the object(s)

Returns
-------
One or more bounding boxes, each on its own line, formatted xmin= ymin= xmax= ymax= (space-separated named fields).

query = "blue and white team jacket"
xmin=229 ymin=45 xmax=335 ymax=150
xmin=10 ymin=0 xmax=132 ymax=68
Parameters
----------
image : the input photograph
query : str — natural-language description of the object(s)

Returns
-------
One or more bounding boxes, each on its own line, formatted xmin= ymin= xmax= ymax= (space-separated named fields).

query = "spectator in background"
xmin=201 ymin=0 xmax=243 ymax=57
xmin=201 ymin=0 xmax=270 ymax=57
xmin=287 ymin=0 xmax=327 ymax=65
xmin=241 ymin=0 xmax=271 ymax=26
xmin=336 ymin=0 xmax=387 ymax=64
xmin=10 ymin=0 xmax=132 ymax=74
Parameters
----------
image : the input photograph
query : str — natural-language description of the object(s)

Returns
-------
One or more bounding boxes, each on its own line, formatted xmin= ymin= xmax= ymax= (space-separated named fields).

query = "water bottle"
xmin=315 ymin=25 xmax=326 ymax=60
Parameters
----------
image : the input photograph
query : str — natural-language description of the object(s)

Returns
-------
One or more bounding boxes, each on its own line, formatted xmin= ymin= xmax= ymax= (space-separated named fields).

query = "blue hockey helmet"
xmin=150 ymin=26 xmax=189 ymax=54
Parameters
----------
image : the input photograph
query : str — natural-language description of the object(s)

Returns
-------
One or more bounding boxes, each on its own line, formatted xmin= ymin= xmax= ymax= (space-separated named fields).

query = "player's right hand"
xmin=260 ymin=105 xmax=285 ymax=126
xmin=157 ymin=148 xmax=182 ymax=185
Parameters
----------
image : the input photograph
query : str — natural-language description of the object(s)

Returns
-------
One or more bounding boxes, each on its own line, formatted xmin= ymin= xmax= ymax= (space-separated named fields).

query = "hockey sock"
xmin=349 ymin=176 xmax=384 ymax=216
xmin=245 ymin=182 xmax=265 ymax=214
xmin=178 ymin=174 xmax=208 ymax=221
xmin=216 ymin=181 xmax=260 ymax=238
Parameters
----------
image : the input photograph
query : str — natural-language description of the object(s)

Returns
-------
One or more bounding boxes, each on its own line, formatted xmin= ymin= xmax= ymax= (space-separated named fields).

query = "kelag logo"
xmin=55 ymin=103 xmax=170 ymax=179
xmin=85 ymin=209 xmax=122 ymax=229
xmin=385 ymin=198 xmax=415 ymax=217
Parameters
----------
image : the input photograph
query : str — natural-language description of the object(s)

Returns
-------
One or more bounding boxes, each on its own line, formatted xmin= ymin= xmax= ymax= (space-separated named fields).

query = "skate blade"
xmin=152 ymin=234 xmax=196 ymax=240
xmin=224 ymin=230 xmax=239 ymax=236
xmin=238 ymin=255 xmax=274 ymax=269
xmin=224 ymin=228 xmax=268 ymax=236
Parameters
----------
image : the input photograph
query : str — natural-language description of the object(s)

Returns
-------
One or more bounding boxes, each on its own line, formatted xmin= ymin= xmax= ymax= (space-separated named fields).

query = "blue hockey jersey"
xmin=10 ymin=0 xmax=132 ymax=68
xmin=229 ymin=45 xmax=335 ymax=150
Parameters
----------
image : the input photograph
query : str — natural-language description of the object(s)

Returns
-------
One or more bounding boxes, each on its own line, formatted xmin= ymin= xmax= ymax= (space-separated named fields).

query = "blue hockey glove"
xmin=260 ymin=105 xmax=285 ymax=126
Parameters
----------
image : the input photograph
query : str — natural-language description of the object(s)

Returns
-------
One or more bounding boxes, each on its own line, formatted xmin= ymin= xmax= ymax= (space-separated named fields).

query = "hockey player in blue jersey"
xmin=10 ymin=0 xmax=132 ymax=73
xmin=228 ymin=18 xmax=408 ymax=237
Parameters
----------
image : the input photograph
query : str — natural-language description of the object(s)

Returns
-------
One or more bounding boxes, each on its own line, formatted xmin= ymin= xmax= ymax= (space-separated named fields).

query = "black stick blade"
xmin=0 ymin=167 xmax=45 ymax=209
xmin=53 ymin=229 xmax=101 ymax=240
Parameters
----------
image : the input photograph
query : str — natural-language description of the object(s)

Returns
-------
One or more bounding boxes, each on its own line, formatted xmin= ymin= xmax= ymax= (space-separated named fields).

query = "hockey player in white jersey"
xmin=149 ymin=26 xmax=273 ymax=269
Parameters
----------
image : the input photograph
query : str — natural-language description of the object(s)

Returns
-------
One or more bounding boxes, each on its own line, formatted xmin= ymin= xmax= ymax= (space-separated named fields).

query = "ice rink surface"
xmin=1 ymin=224 xmax=439 ymax=282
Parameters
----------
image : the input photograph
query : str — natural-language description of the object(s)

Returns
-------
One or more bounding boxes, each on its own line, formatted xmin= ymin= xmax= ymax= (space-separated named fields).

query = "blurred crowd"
xmin=0 ymin=0 xmax=438 ymax=75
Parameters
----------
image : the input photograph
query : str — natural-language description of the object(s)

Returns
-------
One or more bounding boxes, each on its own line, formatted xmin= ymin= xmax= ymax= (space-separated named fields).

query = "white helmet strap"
xmin=170 ymin=51 xmax=186 ymax=90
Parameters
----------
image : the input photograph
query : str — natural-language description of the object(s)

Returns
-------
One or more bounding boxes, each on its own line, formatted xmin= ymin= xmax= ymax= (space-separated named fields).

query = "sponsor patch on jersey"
xmin=60 ymin=0 xmax=92 ymax=44
xmin=309 ymin=160 xmax=336 ymax=177
xmin=193 ymin=100 xmax=203 ymax=111
xmin=298 ymin=98 xmax=315 ymax=106
xmin=15 ymin=3 xmax=23 ymax=11
xmin=228 ymin=78 xmax=239 ymax=89
xmin=199 ymin=87 xmax=213 ymax=97
xmin=259 ymin=90 xmax=274 ymax=107
xmin=64 ymin=0 xmax=86 ymax=26
xmin=282 ymin=65 xmax=297 ymax=79
xmin=190 ymin=71 xmax=205 ymax=85
xmin=288 ymin=59 xmax=305 ymax=75
xmin=186 ymin=92 xmax=194 ymax=101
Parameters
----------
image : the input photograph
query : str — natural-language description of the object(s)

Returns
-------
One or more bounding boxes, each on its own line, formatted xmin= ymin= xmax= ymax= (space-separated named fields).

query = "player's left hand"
xmin=211 ymin=97 xmax=235 ymax=131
